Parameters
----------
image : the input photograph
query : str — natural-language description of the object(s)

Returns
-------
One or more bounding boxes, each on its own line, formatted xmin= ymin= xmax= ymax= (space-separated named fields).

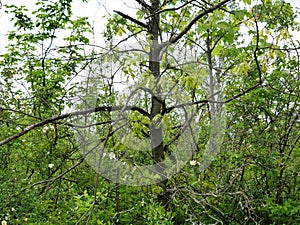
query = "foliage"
xmin=0 ymin=0 xmax=300 ymax=224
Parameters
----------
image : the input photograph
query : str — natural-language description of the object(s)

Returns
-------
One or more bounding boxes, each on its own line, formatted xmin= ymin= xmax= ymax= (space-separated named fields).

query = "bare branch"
xmin=0 ymin=105 xmax=150 ymax=146
xmin=169 ymin=0 xmax=233 ymax=44
xmin=253 ymin=14 xmax=263 ymax=84
xmin=258 ymin=46 xmax=300 ymax=51
xmin=165 ymin=99 xmax=208 ymax=113
xmin=114 ymin=10 xmax=148 ymax=29
xmin=146 ymin=0 xmax=196 ymax=19
xmin=27 ymin=147 xmax=89 ymax=190
xmin=224 ymin=83 xmax=261 ymax=103
xmin=0 ymin=107 xmax=41 ymax=120
xmin=134 ymin=0 xmax=151 ymax=10
xmin=112 ymin=30 xmax=145 ymax=50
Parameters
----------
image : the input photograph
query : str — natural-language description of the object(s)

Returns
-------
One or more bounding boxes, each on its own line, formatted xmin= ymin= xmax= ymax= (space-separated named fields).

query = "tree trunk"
xmin=149 ymin=0 xmax=165 ymax=177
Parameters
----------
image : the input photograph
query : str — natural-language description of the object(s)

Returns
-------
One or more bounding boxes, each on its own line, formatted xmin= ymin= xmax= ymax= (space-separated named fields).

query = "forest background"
xmin=0 ymin=0 xmax=300 ymax=224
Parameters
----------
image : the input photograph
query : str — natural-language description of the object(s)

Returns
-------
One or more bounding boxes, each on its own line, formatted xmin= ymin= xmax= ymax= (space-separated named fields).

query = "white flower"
xmin=49 ymin=125 xmax=55 ymax=130
xmin=15 ymin=95 xmax=20 ymax=100
xmin=42 ymin=126 xmax=49 ymax=133
xmin=2 ymin=221 xmax=7 ymax=225
xmin=24 ymin=218 xmax=28 ymax=221
xmin=11 ymin=207 xmax=15 ymax=211
xmin=48 ymin=163 xmax=54 ymax=169
xmin=189 ymin=160 xmax=197 ymax=166
xmin=141 ymin=198 xmax=145 ymax=206
xmin=108 ymin=152 xmax=116 ymax=160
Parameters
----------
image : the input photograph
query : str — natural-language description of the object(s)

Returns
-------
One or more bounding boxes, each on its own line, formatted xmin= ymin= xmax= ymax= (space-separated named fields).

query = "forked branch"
xmin=169 ymin=0 xmax=232 ymax=44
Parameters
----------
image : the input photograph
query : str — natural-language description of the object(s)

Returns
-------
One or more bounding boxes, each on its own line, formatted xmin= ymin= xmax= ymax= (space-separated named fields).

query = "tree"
xmin=0 ymin=0 xmax=299 ymax=224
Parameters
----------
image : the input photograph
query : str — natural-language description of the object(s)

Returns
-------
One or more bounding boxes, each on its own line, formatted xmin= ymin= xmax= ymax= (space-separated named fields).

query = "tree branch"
xmin=253 ymin=14 xmax=263 ymax=84
xmin=134 ymin=0 xmax=151 ymax=10
xmin=0 ymin=105 xmax=150 ymax=146
xmin=169 ymin=0 xmax=232 ymax=44
xmin=0 ymin=107 xmax=41 ymax=120
xmin=114 ymin=10 xmax=148 ymax=29
xmin=145 ymin=0 xmax=196 ymax=19
xmin=224 ymin=83 xmax=261 ymax=103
